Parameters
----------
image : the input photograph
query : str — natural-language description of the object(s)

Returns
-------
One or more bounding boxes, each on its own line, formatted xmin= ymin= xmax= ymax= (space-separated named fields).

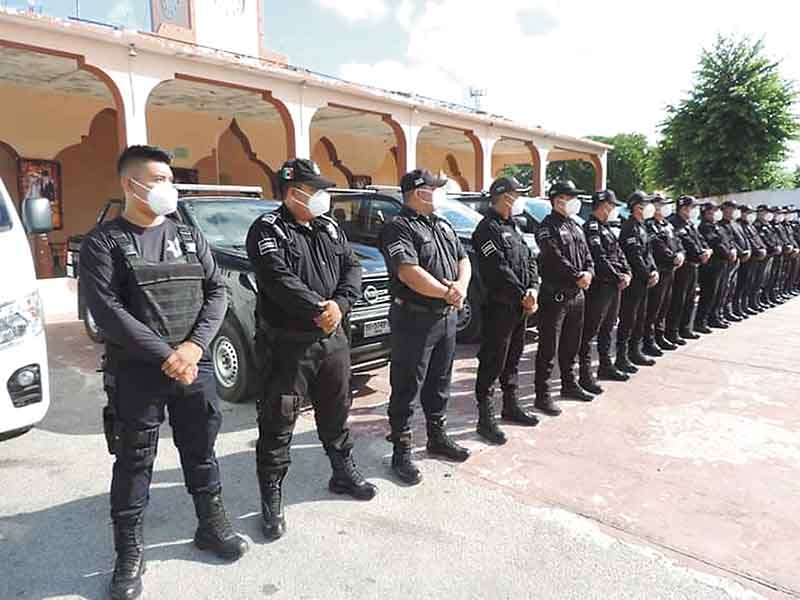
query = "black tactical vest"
xmin=107 ymin=223 xmax=205 ymax=346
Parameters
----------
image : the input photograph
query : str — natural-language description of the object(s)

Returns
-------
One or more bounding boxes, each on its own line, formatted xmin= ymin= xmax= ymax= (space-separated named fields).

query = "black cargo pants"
xmin=106 ymin=360 xmax=222 ymax=520
xmin=475 ymin=301 xmax=528 ymax=401
xmin=645 ymin=268 xmax=675 ymax=339
xmin=387 ymin=303 xmax=458 ymax=435
xmin=255 ymin=328 xmax=352 ymax=478
xmin=579 ymin=282 xmax=620 ymax=365
xmin=535 ymin=286 xmax=585 ymax=394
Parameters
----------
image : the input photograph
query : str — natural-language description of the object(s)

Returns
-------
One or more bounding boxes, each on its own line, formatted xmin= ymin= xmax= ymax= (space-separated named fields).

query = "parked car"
xmin=0 ymin=177 xmax=52 ymax=441
xmin=66 ymin=185 xmax=392 ymax=404
xmin=329 ymin=187 xmax=535 ymax=343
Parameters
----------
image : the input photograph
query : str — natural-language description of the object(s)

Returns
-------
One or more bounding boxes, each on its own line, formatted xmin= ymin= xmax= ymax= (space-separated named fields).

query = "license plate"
xmin=363 ymin=319 xmax=390 ymax=338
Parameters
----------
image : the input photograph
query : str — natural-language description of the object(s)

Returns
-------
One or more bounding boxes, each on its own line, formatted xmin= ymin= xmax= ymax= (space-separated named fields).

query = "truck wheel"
xmin=456 ymin=293 xmax=482 ymax=344
xmin=84 ymin=307 xmax=104 ymax=344
xmin=211 ymin=319 xmax=251 ymax=404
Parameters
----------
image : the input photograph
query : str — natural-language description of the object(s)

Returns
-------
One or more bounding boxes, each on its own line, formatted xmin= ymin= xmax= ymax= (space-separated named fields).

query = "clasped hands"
xmin=161 ymin=341 xmax=203 ymax=385
xmin=441 ymin=279 xmax=467 ymax=310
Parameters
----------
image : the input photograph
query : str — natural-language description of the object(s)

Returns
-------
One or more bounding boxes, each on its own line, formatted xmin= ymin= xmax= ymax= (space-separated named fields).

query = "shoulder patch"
xmin=588 ymin=222 xmax=599 ymax=231
xmin=386 ymin=241 xmax=405 ymax=257
xmin=626 ymin=237 xmax=638 ymax=246
xmin=481 ymin=240 xmax=498 ymax=257
xmin=257 ymin=237 xmax=278 ymax=255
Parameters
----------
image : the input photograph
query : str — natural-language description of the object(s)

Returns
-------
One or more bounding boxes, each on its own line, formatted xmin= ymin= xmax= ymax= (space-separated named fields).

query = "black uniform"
xmin=380 ymin=205 xmax=466 ymax=436
xmin=696 ymin=219 xmax=735 ymax=327
xmin=644 ymin=217 xmax=683 ymax=342
xmin=753 ymin=218 xmax=781 ymax=304
xmin=788 ymin=217 xmax=800 ymax=292
xmin=579 ymin=214 xmax=630 ymax=370
xmin=719 ymin=218 xmax=750 ymax=317
xmin=534 ymin=211 xmax=594 ymax=395
xmin=80 ymin=217 xmax=226 ymax=519
xmin=736 ymin=217 xmax=767 ymax=312
xmin=666 ymin=213 xmax=708 ymax=336
xmin=776 ymin=220 xmax=797 ymax=295
xmin=247 ymin=205 xmax=362 ymax=478
xmin=473 ymin=208 xmax=540 ymax=405
xmin=618 ymin=217 xmax=657 ymax=353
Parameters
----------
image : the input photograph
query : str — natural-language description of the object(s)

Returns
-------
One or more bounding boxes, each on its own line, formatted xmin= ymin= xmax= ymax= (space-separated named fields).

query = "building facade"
xmin=0 ymin=2 xmax=609 ymax=276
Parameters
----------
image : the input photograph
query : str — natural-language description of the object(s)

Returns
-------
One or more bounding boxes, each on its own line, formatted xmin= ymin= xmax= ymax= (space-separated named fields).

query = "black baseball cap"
xmin=591 ymin=189 xmax=622 ymax=207
xmin=627 ymin=191 xmax=653 ymax=208
xmin=279 ymin=158 xmax=334 ymax=189
xmin=490 ymin=176 xmax=530 ymax=197
xmin=757 ymin=204 xmax=770 ymax=212
xmin=721 ymin=200 xmax=738 ymax=209
xmin=740 ymin=204 xmax=755 ymax=213
xmin=701 ymin=202 xmax=718 ymax=213
xmin=400 ymin=169 xmax=448 ymax=194
xmin=548 ymin=180 xmax=583 ymax=199
xmin=677 ymin=195 xmax=697 ymax=208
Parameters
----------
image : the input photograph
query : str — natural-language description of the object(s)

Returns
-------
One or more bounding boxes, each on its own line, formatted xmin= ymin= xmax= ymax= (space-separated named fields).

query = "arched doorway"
xmin=417 ymin=125 xmax=482 ymax=191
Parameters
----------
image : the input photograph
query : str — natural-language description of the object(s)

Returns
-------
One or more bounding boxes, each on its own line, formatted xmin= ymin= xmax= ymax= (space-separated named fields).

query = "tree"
xmin=588 ymin=133 xmax=655 ymax=199
xmin=546 ymin=160 xmax=595 ymax=192
xmin=654 ymin=35 xmax=799 ymax=197
xmin=794 ymin=165 xmax=800 ymax=188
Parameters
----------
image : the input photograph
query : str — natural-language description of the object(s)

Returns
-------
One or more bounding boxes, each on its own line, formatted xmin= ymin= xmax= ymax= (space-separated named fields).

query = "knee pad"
xmin=118 ymin=426 xmax=160 ymax=468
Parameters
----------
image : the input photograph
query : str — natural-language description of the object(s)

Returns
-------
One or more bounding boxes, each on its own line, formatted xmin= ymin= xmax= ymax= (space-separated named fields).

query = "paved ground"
xmin=1 ymin=300 xmax=799 ymax=599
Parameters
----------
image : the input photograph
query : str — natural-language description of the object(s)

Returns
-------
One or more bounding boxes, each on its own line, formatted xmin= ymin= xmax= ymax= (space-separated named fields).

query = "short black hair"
xmin=117 ymin=145 xmax=172 ymax=176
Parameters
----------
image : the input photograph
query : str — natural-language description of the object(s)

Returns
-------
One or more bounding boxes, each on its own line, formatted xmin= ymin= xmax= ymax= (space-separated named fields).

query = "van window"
xmin=0 ymin=199 xmax=11 ymax=232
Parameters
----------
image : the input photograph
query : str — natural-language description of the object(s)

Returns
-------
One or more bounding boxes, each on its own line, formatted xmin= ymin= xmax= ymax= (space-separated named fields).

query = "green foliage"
xmin=589 ymin=133 xmax=655 ymax=199
xmin=546 ymin=160 xmax=595 ymax=192
xmin=654 ymin=35 xmax=799 ymax=196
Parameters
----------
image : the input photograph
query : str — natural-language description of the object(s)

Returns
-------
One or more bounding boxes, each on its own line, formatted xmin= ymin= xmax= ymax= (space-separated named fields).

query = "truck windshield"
xmin=182 ymin=198 xmax=279 ymax=247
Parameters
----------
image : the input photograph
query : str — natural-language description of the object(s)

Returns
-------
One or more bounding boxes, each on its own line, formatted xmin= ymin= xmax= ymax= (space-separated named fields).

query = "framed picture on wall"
xmin=18 ymin=159 xmax=63 ymax=230
xmin=173 ymin=167 xmax=199 ymax=184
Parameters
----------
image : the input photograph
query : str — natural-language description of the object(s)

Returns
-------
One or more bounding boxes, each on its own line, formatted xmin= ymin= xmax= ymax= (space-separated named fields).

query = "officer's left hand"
xmin=729 ymin=249 xmax=738 ymax=262
xmin=522 ymin=289 xmax=538 ymax=315
xmin=162 ymin=341 xmax=203 ymax=382
xmin=315 ymin=300 xmax=342 ymax=334
xmin=576 ymin=272 xmax=593 ymax=290
xmin=674 ymin=252 xmax=685 ymax=268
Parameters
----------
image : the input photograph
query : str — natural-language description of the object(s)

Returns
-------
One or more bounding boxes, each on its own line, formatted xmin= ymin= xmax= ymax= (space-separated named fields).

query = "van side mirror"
xmin=22 ymin=197 xmax=53 ymax=234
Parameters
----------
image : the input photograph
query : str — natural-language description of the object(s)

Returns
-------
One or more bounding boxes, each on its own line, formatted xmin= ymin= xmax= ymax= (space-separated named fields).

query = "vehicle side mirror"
xmin=22 ymin=197 xmax=53 ymax=234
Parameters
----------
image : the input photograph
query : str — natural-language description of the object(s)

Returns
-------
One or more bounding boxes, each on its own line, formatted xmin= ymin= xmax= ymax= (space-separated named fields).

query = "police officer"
xmin=753 ymin=205 xmax=782 ymax=308
xmin=472 ymin=176 xmax=541 ymax=445
xmin=718 ymin=200 xmax=750 ymax=321
xmin=617 ymin=192 xmax=659 ymax=371
xmin=786 ymin=206 xmax=800 ymax=294
xmin=642 ymin=195 xmax=685 ymax=355
xmin=379 ymin=169 xmax=472 ymax=485
xmin=80 ymin=145 xmax=248 ymax=600
xmin=666 ymin=196 xmax=712 ymax=342
xmin=534 ymin=180 xmax=595 ymax=415
xmin=246 ymin=159 xmax=377 ymax=542
xmin=578 ymin=190 xmax=631 ymax=391
xmin=775 ymin=206 xmax=799 ymax=298
xmin=696 ymin=203 xmax=736 ymax=329
xmin=736 ymin=205 xmax=768 ymax=315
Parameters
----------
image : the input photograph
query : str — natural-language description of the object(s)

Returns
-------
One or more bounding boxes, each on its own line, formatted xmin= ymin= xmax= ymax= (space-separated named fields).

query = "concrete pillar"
xmin=279 ymin=84 xmax=325 ymax=160
xmin=531 ymin=143 xmax=551 ymax=197
xmin=390 ymin=108 xmax=424 ymax=175
xmin=479 ymin=135 xmax=499 ymax=191
xmin=101 ymin=69 xmax=165 ymax=147
xmin=594 ymin=150 xmax=608 ymax=191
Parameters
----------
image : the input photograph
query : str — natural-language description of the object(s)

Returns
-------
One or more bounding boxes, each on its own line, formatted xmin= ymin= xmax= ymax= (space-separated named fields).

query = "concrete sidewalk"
xmin=1 ymin=301 xmax=798 ymax=599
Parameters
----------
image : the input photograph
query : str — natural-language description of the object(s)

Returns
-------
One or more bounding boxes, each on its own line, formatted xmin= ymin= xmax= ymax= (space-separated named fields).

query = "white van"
xmin=0 ymin=177 xmax=52 ymax=440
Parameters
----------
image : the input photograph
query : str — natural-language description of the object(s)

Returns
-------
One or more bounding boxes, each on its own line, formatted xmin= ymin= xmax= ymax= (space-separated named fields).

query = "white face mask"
xmin=566 ymin=197 xmax=581 ymax=216
xmin=746 ymin=213 xmax=756 ymax=224
xmin=658 ymin=204 xmax=673 ymax=218
xmin=713 ymin=211 xmax=723 ymax=222
xmin=608 ymin=207 xmax=620 ymax=222
xmin=733 ymin=209 xmax=742 ymax=220
xmin=642 ymin=204 xmax=656 ymax=220
xmin=295 ymin=188 xmax=332 ymax=218
xmin=775 ymin=214 xmax=784 ymax=223
xmin=689 ymin=207 xmax=700 ymax=221
xmin=502 ymin=194 xmax=526 ymax=216
xmin=132 ymin=179 xmax=178 ymax=216
xmin=420 ymin=187 xmax=447 ymax=210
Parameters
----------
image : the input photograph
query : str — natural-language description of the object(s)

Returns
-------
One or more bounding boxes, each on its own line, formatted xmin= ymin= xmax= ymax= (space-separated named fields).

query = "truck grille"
xmin=354 ymin=276 xmax=391 ymax=310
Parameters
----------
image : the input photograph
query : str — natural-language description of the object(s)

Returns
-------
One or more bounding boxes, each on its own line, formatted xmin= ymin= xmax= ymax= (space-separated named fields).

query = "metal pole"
xmin=75 ymin=0 xmax=79 ymax=18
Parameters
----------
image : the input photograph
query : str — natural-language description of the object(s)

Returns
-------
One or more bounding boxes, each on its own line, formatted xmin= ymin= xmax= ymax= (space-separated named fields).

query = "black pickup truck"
xmin=66 ymin=185 xmax=392 ymax=404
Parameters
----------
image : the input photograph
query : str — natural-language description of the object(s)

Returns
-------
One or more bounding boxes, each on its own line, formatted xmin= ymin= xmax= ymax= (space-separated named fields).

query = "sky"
xmin=263 ymin=0 xmax=800 ymax=166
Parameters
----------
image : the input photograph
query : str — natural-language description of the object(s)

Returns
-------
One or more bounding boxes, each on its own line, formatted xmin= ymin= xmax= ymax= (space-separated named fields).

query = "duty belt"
xmin=258 ymin=319 xmax=334 ymax=343
xmin=540 ymin=283 xmax=580 ymax=303
xmin=393 ymin=297 xmax=453 ymax=316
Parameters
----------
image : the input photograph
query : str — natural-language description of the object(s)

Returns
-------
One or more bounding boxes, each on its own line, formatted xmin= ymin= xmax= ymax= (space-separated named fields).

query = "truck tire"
xmin=211 ymin=318 xmax=251 ymax=404
xmin=84 ymin=307 xmax=104 ymax=344
xmin=456 ymin=289 xmax=482 ymax=344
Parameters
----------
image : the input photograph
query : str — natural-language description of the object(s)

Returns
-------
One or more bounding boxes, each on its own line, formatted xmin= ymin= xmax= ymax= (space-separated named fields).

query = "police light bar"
xmin=174 ymin=184 xmax=263 ymax=196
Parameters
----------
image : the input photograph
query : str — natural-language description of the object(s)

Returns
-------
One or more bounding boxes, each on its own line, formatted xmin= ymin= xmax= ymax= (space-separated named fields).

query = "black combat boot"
xmin=501 ymin=389 xmax=539 ymax=426
xmin=664 ymin=331 xmax=687 ymax=346
xmin=426 ymin=418 xmax=470 ymax=462
xmin=629 ymin=339 xmax=656 ymax=366
xmin=614 ymin=342 xmax=639 ymax=374
xmin=578 ymin=362 xmax=604 ymax=395
xmin=561 ymin=381 xmax=595 ymax=402
xmin=655 ymin=332 xmax=679 ymax=350
xmin=193 ymin=493 xmax=249 ymax=560
xmin=110 ymin=515 xmax=145 ymax=600
xmin=642 ymin=337 xmax=664 ymax=357
xmin=391 ymin=429 xmax=422 ymax=485
xmin=328 ymin=450 xmax=378 ymax=500
xmin=258 ymin=470 xmax=287 ymax=541
xmin=534 ymin=389 xmax=562 ymax=416
xmin=476 ymin=395 xmax=507 ymax=445
xmin=597 ymin=357 xmax=629 ymax=381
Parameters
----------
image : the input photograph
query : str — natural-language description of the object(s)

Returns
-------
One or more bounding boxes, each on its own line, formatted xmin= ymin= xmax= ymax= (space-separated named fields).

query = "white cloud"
xmin=315 ymin=0 xmax=387 ymax=22
xmin=337 ymin=0 xmax=800 ymax=163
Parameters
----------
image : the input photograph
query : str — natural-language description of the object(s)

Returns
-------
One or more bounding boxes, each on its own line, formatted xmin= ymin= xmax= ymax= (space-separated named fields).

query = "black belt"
xmin=393 ymin=298 xmax=453 ymax=316
xmin=540 ymin=283 xmax=580 ymax=302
